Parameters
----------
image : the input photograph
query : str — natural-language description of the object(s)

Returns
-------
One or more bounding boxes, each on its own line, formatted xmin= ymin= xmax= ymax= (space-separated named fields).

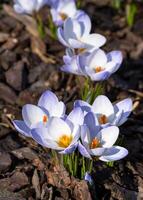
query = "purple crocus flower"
xmin=31 ymin=117 xmax=80 ymax=154
xmin=78 ymin=112 xmax=128 ymax=161
xmin=57 ymin=17 xmax=106 ymax=52
xmin=14 ymin=0 xmax=49 ymax=14
xmin=62 ymin=49 xmax=123 ymax=81
xmin=75 ymin=95 xmax=132 ymax=127
xmin=13 ymin=90 xmax=66 ymax=137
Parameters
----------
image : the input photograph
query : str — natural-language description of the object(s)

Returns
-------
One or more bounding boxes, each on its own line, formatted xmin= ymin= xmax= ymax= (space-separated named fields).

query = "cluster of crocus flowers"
xmin=13 ymin=90 xmax=132 ymax=162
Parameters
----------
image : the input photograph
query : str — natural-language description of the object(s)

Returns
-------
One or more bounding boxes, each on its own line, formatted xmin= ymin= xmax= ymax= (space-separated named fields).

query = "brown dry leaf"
xmin=33 ymin=158 xmax=45 ymax=171
xmin=32 ymin=169 xmax=41 ymax=199
xmin=46 ymin=164 xmax=71 ymax=189
xmin=71 ymin=179 xmax=92 ymax=200
xmin=31 ymin=36 xmax=55 ymax=64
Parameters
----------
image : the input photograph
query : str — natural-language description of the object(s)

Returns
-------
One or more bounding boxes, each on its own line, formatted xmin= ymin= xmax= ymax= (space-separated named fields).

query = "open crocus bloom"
xmin=61 ymin=49 xmax=123 ymax=81
xmin=75 ymin=95 xmax=132 ymax=127
xmin=31 ymin=117 xmax=80 ymax=154
xmin=13 ymin=90 xmax=66 ymax=137
xmin=78 ymin=113 xmax=128 ymax=161
xmin=50 ymin=0 xmax=84 ymax=26
xmin=57 ymin=17 xmax=106 ymax=52
xmin=14 ymin=0 xmax=48 ymax=14
xmin=79 ymin=49 xmax=123 ymax=81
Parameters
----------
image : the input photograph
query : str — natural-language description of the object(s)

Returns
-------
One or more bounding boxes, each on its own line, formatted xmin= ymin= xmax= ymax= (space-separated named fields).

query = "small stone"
xmin=0 ymin=82 xmax=17 ymax=105
xmin=9 ymin=172 xmax=29 ymax=192
xmin=12 ymin=147 xmax=38 ymax=161
xmin=5 ymin=61 xmax=28 ymax=91
xmin=0 ymin=152 xmax=12 ymax=173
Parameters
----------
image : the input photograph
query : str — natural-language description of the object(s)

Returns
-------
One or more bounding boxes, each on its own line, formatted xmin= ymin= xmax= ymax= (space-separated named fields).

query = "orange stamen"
xmin=98 ymin=115 xmax=108 ymax=125
xmin=95 ymin=66 xmax=104 ymax=73
xmin=43 ymin=115 xmax=48 ymax=123
xmin=90 ymin=138 xmax=100 ymax=149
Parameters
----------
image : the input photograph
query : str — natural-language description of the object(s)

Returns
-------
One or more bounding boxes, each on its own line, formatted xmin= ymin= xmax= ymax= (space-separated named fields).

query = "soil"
xmin=0 ymin=1 xmax=143 ymax=200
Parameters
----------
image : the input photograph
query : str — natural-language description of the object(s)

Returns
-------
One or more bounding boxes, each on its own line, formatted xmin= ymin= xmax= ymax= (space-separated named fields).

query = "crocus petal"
xmin=84 ymin=112 xmax=100 ymax=137
xmin=84 ymin=172 xmax=93 ymax=184
xmin=74 ymin=100 xmax=91 ymax=112
xmin=78 ymin=141 xmax=91 ymax=159
xmin=68 ymin=38 xmax=85 ymax=48
xmin=64 ymin=18 xmax=81 ymax=42
xmin=71 ymin=125 xmax=80 ymax=144
xmin=107 ymin=51 xmax=123 ymax=66
xmin=60 ymin=0 xmax=77 ymax=17
xmin=38 ymin=90 xmax=66 ymax=117
xmin=13 ymin=120 xmax=31 ymax=137
xmin=99 ymin=146 xmax=128 ymax=162
xmin=46 ymin=117 xmax=71 ymax=141
xmin=92 ymin=95 xmax=114 ymax=120
xmin=60 ymin=142 xmax=78 ymax=154
xmin=82 ymin=34 xmax=106 ymax=49
xmin=88 ymin=49 xmax=107 ymax=69
xmin=114 ymin=98 xmax=133 ymax=126
xmin=57 ymin=28 xmax=69 ymax=47
xmin=62 ymin=55 xmax=84 ymax=75
xmin=31 ymin=127 xmax=63 ymax=150
xmin=84 ymin=66 xmax=110 ymax=81
xmin=75 ymin=11 xmax=91 ymax=37
xmin=22 ymin=104 xmax=47 ymax=128
xmin=14 ymin=4 xmax=25 ymax=14
xmin=89 ymin=147 xmax=106 ymax=156
xmin=100 ymin=126 xmax=119 ymax=147
xmin=66 ymin=107 xmax=84 ymax=126
xmin=80 ymin=125 xmax=91 ymax=148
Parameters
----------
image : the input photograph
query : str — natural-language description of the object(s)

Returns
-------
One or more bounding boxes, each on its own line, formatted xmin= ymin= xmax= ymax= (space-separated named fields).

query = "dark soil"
xmin=0 ymin=1 xmax=143 ymax=199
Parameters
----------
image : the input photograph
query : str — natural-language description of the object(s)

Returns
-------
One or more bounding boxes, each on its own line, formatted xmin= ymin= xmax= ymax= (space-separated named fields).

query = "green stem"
xmin=34 ymin=12 xmax=46 ymax=39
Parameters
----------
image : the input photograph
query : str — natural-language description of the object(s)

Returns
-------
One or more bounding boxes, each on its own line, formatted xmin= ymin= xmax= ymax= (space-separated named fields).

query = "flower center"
xmin=43 ymin=115 xmax=48 ymax=123
xmin=60 ymin=13 xmax=68 ymax=20
xmin=95 ymin=66 xmax=104 ymax=73
xmin=58 ymin=134 xmax=73 ymax=148
xmin=98 ymin=115 xmax=108 ymax=124
xmin=90 ymin=138 xmax=100 ymax=149
xmin=75 ymin=48 xmax=86 ymax=55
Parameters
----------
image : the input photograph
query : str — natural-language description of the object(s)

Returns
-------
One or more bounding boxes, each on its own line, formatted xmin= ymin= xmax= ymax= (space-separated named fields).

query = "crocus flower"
xmin=84 ymin=172 xmax=93 ymax=185
xmin=50 ymin=0 xmax=83 ymax=26
xmin=75 ymin=95 xmax=132 ymax=127
xmin=14 ymin=0 xmax=48 ymax=14
xmin=31 ymin=117 xmax=80 ymax=154
xmin=62 ymin=49 xmax=123 ymax=81
xmin=57 ymin=17 xmax=106 ymax=52
xmin=13 ymin=90 xmax=66 ymax=137
xmin=78 ymin=112 xmax=128 ymax=161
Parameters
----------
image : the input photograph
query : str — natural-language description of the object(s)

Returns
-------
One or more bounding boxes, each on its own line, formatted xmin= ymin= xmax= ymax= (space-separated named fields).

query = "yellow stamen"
xmin=60 ymin=13 xmax=68 ymax=20
xmin=43 ymin=115 xmax=48 ymax=123
xmin=98 ymin=115 xmax=108 ymax=124
xmin=95 ymin=66 xmax=104 ymax=73
xmin=58 ymin=134 xmax=73 ymax=148
xmin=90 ymin=138 xmax=100 ymax=149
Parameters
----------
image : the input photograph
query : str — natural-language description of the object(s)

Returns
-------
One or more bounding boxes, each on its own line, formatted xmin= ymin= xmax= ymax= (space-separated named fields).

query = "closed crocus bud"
xmin=14 ymin=0 xmax=49 ymax=14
